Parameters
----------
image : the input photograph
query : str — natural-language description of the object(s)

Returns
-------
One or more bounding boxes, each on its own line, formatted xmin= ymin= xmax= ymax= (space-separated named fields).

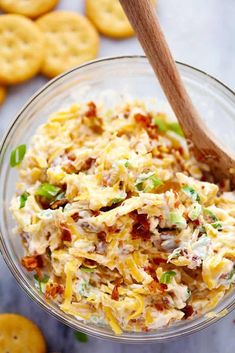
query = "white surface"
xmin=0 ymin=0 xmax=235 ymax=351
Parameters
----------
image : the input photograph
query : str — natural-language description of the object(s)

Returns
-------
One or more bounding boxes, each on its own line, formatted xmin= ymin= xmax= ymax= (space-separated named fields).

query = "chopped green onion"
xmin=19 ymin=192 xmax=29 ymax=209
xmin=10 ymin=144 xmax=26 ymax=167
xmin=154 ymin=118 xmax=168 ymax=132
xmin=200 ymin=225 xmax=206 ymax=234
xmin=188 ymin=203 xmax=202 ymax=221
xmin=211 ymin=222 xmax=222 ymax=230
xmin=135 ymin=172 xmax=163 ymax=192
xmin=74 ymin=331 xmax=88 ymax=342
xmin=167 ymin=122 xmax=184 ymax=137
xmin=229 ymin=269 xmax=235 ymax=280
xmin=136 ymin=182 xmax=144 ymax=191
xmin=149 ymin=175 xmax=163 ymax=188
xmin=36 ymin=183 xmax=61 ymax=199
xmin=182 ymin=185 xmax=200 ymax=202
xmin=34 ymin=274 xmax=49 ymax=293
xmin=124 ymin=161 xmax=130 ymax=168
xmin=160 ymin=270 xmax=176 ymax=284
xmin=168 ymin=211 xmax=187 ymax=229
xmin=111 ymin=197 xmax=125 ymax=205
xmin=80 ymin=266 xmax=95 ymax=273
xmin=204 ymin=209 xmax=218 ymax=222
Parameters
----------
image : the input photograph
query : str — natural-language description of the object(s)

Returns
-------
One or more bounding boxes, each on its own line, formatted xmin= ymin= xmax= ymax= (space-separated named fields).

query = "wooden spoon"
xmin=120 ymin=0 xmax=235 ymax=186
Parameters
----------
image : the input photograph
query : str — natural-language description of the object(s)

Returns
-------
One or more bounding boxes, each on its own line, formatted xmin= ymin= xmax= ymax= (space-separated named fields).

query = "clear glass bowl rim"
xmin=0 ymin=55 xmax=235 ymax=343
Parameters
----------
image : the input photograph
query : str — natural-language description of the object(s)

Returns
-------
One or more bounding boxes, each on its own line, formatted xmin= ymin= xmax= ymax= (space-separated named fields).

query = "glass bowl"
xmin=0 ymin=56 xmax=235 ymax=343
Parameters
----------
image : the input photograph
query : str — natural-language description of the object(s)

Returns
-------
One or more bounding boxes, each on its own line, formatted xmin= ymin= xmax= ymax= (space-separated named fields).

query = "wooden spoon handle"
xmin=119 ymin=0 xmax=201 ymax=139
xmin=120 ymin=0 xmax=235 ymax=184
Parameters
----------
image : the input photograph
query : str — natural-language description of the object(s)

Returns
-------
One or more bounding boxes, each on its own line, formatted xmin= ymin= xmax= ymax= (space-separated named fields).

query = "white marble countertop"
xmin=1 ymin=0 xmax=235 ymax=351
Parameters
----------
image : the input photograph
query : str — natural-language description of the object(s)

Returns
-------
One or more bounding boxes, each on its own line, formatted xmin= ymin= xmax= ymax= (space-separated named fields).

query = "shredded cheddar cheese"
xmin=10 ymin=100 xmax=235 ymax=334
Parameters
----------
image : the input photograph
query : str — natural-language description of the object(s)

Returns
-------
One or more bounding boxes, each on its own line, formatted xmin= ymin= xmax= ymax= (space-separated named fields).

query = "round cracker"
xmin=0 ymin=313 xmax=46 ymax=353
xmin=36 ymin=11 xmax=99 ymax=78
xmin=86 ymin=0 xmax=156 ymax=39
xmin=0 ymin=0 xmax=59 ymax=19
xmin=0 ymin=86 xmax=7 ymax=105
xmin=86 ymin=0 xmax=134 ymax=38
xmin=0 ymin=15 xmax=44 ymax=85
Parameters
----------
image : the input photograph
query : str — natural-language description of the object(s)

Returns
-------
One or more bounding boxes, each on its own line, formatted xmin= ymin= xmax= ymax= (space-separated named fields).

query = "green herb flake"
xmin=154 ymin=118 xmax=168 ymax=132
xmin=169 ymin=211 xmax=187 ymax=229
xmin=188 ymin=203 xmax=202 ymax=221
xmin=124 ymin=161 xmax=130 ymax=168
xmin=111 ymin=197 xmax=126 ymax=205
xmin=10 ymin=144 xmax=26 ymax=167
xmin=160 ymin=270 xmax=176 ymax=284
xmin=136 ymin=182 xmax=144 ymax=191
xmin=204 ymin=209 xmax=218 ymax=222
xmin=211 ymin=222 xmax=223 ymax=230
xmin=19 ymin=192 xmax=29 ymax=209
xmin=229 ymin=269 xmax=235 ymax=280
xmin=34 ymin=274 xmax=50 ymax=293
xmin=74 ymin=331 xmax=88 ymax=342
xmin=135 ymin=172 xmax=163 ymax=192
xmin=182 ymin=185 xmax=200 ymax=202
xmin=167 ymin=122 xmax=184 ymax=137
xmin=35 ymin=183 xmax=61 ymax=199
xmin=149 ymin=175 xmax=163 ymax=188
xmin=80 ymin=266 xmax=95 ymax=273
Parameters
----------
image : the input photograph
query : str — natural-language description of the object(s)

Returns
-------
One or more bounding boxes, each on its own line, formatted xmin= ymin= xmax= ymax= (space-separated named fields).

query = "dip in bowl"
xmin=0 ymin=56 xmax=235 ymax=342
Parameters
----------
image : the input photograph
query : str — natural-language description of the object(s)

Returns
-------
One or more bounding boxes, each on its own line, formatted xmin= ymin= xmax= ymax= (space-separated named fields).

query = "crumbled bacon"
xmin=201 ymin=171 xmax=214 ymax=183
xmin=152 ymin=257 xmax=167 ymax=265
xmin=111 ymin=285 xmax=119 ymax=301
xmin=60 ymin=223 xmax=72 ymax=242
xmin=145 ymin=266 xmax=157 ymax=281
xmin=131 ymin=212 xmax=150 ymax=240
xmin=174 ymin=200 xmax=180 ymax=208
xmin=62 ymin=162 xmax=77 ymax=174
xmin=97 ymin=231 xmax=106 ymax=242
xmin=134 ymin=113 xmax=152 ymax=127
xmin=92 ymin=210 xmax=100 ymax=217
xmin=21 ymin=255 xmax=43 ymax=271
xmin=174 ymin=146 xmax=184 ymax=156
xmin=71 ymin=212 xmax=80 ymax=222
xmin=148 ymin=280 xmax=158 ymax=292
xmin=83 ymin=259 xmax=96 ymax=268
xmin=159 ymin=283 xmax=168 ymax=291
xmin=80 ymin=158 xmax=95 ymax=172
xmin=84 ymin=102 xmax=103 ymax=133
xmin=193 ymin=219 xmax=200 ymax=226
xmin=123 ymin=110 xmax=130 ymax=118
xmin=182 ymin=305 xmax=194 ymax=319
xmin=155 ymin=303 xmax=165 ymax=311
xmin=219 ymin=179 xmax=225 ymax=189
xmin=50 ymin=198 xmax=68 ymax=210
xmin=147 ymin=127 xmax=159 ymax=140
xmin=142 ymin=326 xmax=150 ymax=332
xmin=45 ymin=283 xmax=64 ymax=299
xmin=148 ymin=274 xmax=168 ymax=292
xmin=67 ymin=154 xmax=76 ymax=161
xmin=86 ymin=102 xmax=97 ymax=117
xmin=90 ymin=117 xmax=103 ymax=134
